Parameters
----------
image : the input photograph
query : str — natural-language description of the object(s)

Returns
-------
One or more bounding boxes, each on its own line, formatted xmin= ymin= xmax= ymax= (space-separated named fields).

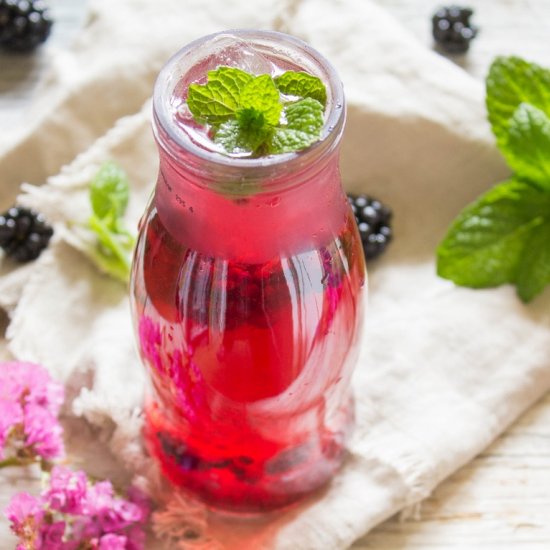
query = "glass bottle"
xmin=130 ymin=30 xmax=366 ymax=513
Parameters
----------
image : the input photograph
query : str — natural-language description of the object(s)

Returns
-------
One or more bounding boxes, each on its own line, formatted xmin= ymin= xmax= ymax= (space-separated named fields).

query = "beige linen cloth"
xmin=1 ymin=0 xmax=550 ymax=548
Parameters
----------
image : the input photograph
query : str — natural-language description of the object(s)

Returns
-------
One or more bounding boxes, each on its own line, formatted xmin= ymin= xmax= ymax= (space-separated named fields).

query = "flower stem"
xmin=0 ymin=456 xmax=38 ymax=469
xmin=0 ymin=456 xmax=24 ymax=469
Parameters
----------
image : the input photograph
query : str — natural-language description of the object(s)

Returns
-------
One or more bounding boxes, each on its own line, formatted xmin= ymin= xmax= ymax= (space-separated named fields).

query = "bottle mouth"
xmin=152 ymin=29 xmax=345 ymax=182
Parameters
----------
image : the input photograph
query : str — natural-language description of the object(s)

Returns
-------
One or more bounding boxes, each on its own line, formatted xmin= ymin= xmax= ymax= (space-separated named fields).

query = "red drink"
xmin=130 ymin=31 xmax=366 ymax=512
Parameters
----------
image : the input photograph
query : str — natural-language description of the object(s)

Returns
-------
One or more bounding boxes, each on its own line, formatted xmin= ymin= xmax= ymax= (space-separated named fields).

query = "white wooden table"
xmin=1 ymin=1 xmax=549 ymax=548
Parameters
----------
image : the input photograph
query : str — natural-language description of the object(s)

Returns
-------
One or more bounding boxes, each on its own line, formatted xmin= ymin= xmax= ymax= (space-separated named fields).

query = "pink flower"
xmin=98 ymin=533 xmax=128 ymax=549
xmin=39 ymin=520 xmax=66 ymax=549
xmin=45 ymin=466 xmax=88 ymax=515
xmin=0 ymin=364 xmax=141 ymax=548
xmin=125 ymin=524 xmax=146 ymax=550
xmin=0 ymin=399 xmax=23 ymax=458
xmin=23 ymin=403 xmax=65 ymax=461
xmin=4 ymin=492 xmax=43 ymax=526
xmin=0 ymin=361 xmax=65 ymax=464
xmin=102 ymin=500 xmax=143 ymax=532
xmin=4 ymin=492 xmax=44 ymax=548
xmin=0 ymin=361 xmax=64 ymax=415
xmin=5 ymin=466 xmax=149 ymax=550
xmin=86 ymin=480 xmax=145 ymax=534
xmin=87 ymin=480 xmax=115 ymax=509
xmin=126 ymin=486 xmax=151 ymax=520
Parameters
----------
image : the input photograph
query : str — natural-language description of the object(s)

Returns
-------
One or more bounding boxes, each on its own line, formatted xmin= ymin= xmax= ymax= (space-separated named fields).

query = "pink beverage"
xmin=130 ymin=31 xmax=366 ymax=512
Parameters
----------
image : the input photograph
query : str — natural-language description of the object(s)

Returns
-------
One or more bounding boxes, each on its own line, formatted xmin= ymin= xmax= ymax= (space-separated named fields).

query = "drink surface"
xmin=169 ymin=33 xmax=313 ymax=157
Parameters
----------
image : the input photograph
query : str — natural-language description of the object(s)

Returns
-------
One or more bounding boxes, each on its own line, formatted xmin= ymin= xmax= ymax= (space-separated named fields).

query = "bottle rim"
xmin=152 ymin=29 xmax=345 ymax=182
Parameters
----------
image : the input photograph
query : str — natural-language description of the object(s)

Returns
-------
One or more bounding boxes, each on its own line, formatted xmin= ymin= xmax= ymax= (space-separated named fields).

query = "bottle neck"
xmin=151 ymin=30 xmax=348 ymax=262
xmin=153 ymin=140 xmax=348 ymax=263
xmin=152 ymin=30 xmax=345 ymax=185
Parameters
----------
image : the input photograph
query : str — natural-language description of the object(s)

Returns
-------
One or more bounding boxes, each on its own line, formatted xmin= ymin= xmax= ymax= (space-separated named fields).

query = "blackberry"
xmin=0 ymin=0 xmax=53 ymax=52
xmin=348 ymin=193 xmax=392 ymax=261
xmin=0 ymin=206 xmax=53 ymax=262
xmin=432 ymin=6 xmax=478 ymax=54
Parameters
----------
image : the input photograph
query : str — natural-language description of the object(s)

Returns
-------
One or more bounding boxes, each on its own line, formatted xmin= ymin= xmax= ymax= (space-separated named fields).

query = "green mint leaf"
xmin=270 ymin=98 xmax=324 ymax=154
xmin=275 ymin=71 xmax=327 ymax=106
xmin=239 ymin=74 xmax=281 ymax=126
xmin=88 ymin=214 xmax=134 ymax=283
xmin=502 ymin=103 xmax=550 ymax=190
xmin=215 ymin=111 xmax=272 ymax=154
xmin=515 ymin=220 xmax=550 ymax=302
xmin=186 ymin=67 xmax=328 ymax=158
xmin=85 ymin=162 xmax=135 ymax=283
xmin=214 ymin=119 xmax=243 ymax=152
xmin=89 ymin=161 xmax=129 ymax=225
xmin=486 ymin=56 xmax=550 ymax=146
xmin=187 ymin=67 xmax=253 ymax=124
xmin=437 ymin=178 xmax=549 ymax=299
xmin=439 ymin=56 xmax=550 ymax=303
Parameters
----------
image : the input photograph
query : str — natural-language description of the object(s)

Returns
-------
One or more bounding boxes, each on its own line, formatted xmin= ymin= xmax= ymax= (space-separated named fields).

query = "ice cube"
xmin=174 ymin=100 xmax=193 ymax=123
xmin=205 ymin=33 xmax=275 ymax=76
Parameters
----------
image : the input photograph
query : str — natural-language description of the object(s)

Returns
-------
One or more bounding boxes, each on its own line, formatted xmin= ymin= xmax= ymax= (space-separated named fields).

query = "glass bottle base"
xmin=145 ymin=399 xmax=355 ymax=514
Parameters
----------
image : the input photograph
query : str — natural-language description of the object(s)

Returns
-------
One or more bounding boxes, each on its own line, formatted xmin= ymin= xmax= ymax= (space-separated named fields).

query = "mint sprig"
xmin=274 ymin=71 xmax=327 ymax=105
xmin=187 ymin=67 xmax=326 ymax=156
xmin=271 ymin=98 xmax=325 ymax=153
xmin=486 ymin=57 xmax=550 ymax=148
xmin=187 ymin=67 xmax=253 ymax=125
xmin=503 ymin=104 xmax=550 ymax=189
xmin=437 ymin=56 xmax=550 ymax=302
xmin=86 ymin=162 xmax=135 ymax=283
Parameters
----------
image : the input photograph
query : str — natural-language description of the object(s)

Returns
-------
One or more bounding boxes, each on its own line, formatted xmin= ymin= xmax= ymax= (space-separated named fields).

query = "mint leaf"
xmin=486 ymin=56 xmax=550 ymax=146
xmin=85 ymin=162 xmax=135 ymax=283
xmin=88 ymin=214 xmax=134 ymax=283
xmin=437 ymin=178 xmax=549 ymax=298
xmin=516 ymin=220 xmax=550 ymax=301
xmin=438 ymin=56 xmax=550 ymax=303
xmin=271 ymin=98 xmax=324 ymax=154
xmin=185 ymin=66 xmax=328 ymax=158
xmin=187 ymin=67 xmax=253 ymax=124
xmin=239 ymin=74 xmax=281 ymax=126
xmin=502 ymin=103 xmax=550 ymax=190
xmin=215 ymin=112 xmax=272 ymax=154
xmin=90 ymin=161 xmax=129 ymax=226
xmin=275 ymin=71 xmax=327 ymax=106
xmin=284 ymin=98 xmax=324 ymax=133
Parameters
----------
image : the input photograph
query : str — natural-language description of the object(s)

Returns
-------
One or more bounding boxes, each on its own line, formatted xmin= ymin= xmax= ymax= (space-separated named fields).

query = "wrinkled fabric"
xmin=1 ymin=0 xmax=549 ymax=549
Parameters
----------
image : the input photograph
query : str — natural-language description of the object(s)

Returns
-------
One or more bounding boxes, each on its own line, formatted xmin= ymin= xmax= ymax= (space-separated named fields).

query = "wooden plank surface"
xmin=1 ymin=1 xmax=549 ymax=549
xmin=353 ymin=392 xmax=550 ymax=549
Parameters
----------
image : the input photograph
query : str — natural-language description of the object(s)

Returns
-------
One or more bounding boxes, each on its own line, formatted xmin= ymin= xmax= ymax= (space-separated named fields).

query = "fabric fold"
xmin=1 ymin=0 xmax=549 ymax=548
